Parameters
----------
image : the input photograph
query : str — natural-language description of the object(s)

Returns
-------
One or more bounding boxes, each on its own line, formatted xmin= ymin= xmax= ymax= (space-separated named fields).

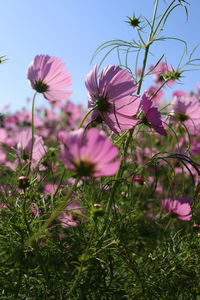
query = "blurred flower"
xmin=58 ymin=201 xmax=86 ymax=228
xmin=140 ymin=93 xmax=167 ymax=136
xmin=27 ymin=55 xmax=72 ymax=101
xmin=172 ymin=90 xmax=187 ymax=98
xmin=162 ymin=197 xmax=192 ymax=221
xmin=147 ymin=86 xmax=164 ymax=102
xmin=150 ymin=62 xmax=175 ymax=87
xmin=58 ymin=128 xmax=120 ymax=177
xmin=17 ymin=129 xmax=47 ymax=169
xmin=171 ymin=95 xmax=200 ymax=134
xmin=85 ymin=64 xmax=140 ymax=135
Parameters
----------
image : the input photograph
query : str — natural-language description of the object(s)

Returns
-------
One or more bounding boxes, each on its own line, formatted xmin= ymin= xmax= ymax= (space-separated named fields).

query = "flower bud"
xmin=17 ymin=176 xmax=29 ymax=189
xmin=126 ymin=14 xmax=141 ymax=28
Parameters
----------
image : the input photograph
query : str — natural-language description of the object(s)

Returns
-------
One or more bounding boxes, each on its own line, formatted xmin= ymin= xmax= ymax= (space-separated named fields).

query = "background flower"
xmin=162 ymin=197 xmax=192 ymax=221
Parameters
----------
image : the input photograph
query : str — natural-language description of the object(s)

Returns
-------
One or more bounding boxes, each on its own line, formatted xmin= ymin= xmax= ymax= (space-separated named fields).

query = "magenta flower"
xmin=17 ymin=129 xmax=47 ymax=169
xmin=58 ymin=128 xmax=120 ymax=177
xmin=162 ymin=198 xmax=192 ymax=221
xmin=85 ymin=65 xmax=140 ymax=135
xmin=57 ymin=201 xmax=86 ymax=228
xmin=140 ymin=93 xmax=167 ymax=136
xmin=171 ymin=95 xmax=200 ymax=134
xmin=27 ymin=55 xmax=72 ymax=101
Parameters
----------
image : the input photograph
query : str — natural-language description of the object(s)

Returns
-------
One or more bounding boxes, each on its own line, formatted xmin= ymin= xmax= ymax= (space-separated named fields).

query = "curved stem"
xmin=25 ymin=177 xmax=79 ymax=246
xmin=78 ymin=107 xmax=97 ymax=129
xmin=27 ymin=91 xmax=37 ymax=176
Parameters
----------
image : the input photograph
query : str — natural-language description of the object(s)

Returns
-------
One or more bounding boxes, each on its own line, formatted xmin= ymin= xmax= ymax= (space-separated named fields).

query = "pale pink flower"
xmin=27 ymin=55 xmax=72 ymax=101
xmin=197 ymin=82 xmax=200 ymax=97
xmin=172 ymin=90 xmax=187 ymax=98
xmin=85 ymin=65 xmax=140 ymax=135
xmin=58 ymin=201 xmax=86 ymax=228
xmin=17 ymin=129 xmax=47 ymax=169
xmin=171 ymin=95 xmax=200 ymax=134
xmin=58 ymin=128 xmax=120 ymax=177
xmin=61 ymin=100 xmax=83 ymax=129
xmin=147 ymin=86 xmax=164 ymax=102
xmin=140 ymin=93 xmax=167 ymax=136
xmin=150 ymin=62 xmax=175 ymax=87
xmin=162 ymin=197 xmax=192 ymax=221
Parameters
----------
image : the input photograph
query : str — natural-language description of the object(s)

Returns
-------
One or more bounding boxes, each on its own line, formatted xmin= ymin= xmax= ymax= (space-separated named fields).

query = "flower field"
xmin=0 ymin=1 xmax=200 ymax=299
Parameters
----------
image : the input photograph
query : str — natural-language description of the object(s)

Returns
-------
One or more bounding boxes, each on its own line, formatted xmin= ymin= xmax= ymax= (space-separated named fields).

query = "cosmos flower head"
xmin=27 ymin=55 xmax=72 ymax=102
xmin=162 ymin=197 xmax=192 ymax=221
xmin=150 ymin=62 xmax=175 ymax=87
xmin=171 ymin=95 xmax=200 ymax=134
xmin=85 ymin=64 xmax=140 ymax=135
xmin=147 ymin=85 xmax=164 ymax=102
xmin=17 ymin=129 xmax=47 ymax=169
xmin=58 ymin=128 xmax=120 ymax=178
xmin=57 ymin=201 xmax=86 ymax=228
xmin=139 ymin=93 xmax=167 ymax=136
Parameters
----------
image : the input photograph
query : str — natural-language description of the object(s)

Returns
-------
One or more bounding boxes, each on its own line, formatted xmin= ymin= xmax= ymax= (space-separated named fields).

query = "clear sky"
xmin=0 ymin=0 xmax=200 ymax=112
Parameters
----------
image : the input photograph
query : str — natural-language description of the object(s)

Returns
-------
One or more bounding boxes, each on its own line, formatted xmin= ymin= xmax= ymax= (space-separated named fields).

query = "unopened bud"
xmin=17 ymin=176 xmax=29 ymax=189
xmin=133 ymin=175 xmax=144 ymax=185
xmin=126 ymin=14 xmax=141 ymax=28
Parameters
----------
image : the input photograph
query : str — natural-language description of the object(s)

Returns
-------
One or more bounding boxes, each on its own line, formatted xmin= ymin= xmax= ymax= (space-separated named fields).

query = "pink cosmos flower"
xmin=147 ymin=86 xmax=164 ymax=102
xmin=85 ymin=65 xmax=140 ymax=135
xmin=17 ymin=129 xmax=47 ymax=169
xmin=140 ymin=93 xmax=167 ymax=136
xmin=61 ymin=100 xmax=84 ymax=129
xmin=172 ymin=90 xmax=187 ymax=98
xmin=150 ymin=62 xmax=175 ymax=87
xmin=171 ymin=95 xmax=200 ymax=134
xmin=27 ymin=55 xmax=72 ymax=102
xmin=58 ymin=128 xmax=120 ymax=177
xmin=57 ymin=201 xmax=86 ymax=228
xmin=162 ymin=197 xmax=192 ymax=221
xmin=197 ymin=82 xmax=200 ymax=97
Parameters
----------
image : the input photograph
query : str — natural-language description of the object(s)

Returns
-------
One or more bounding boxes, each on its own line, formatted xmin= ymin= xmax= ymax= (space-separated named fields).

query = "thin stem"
xmin=27 ymin=91 xmax=37 ymax=176
xmin=135 ymin=27 xmax=146 ymax=46
xmin=78 ymin=107 xmax=97 ymax=129
xmin=164 ymin=217 xmax=173 ymax=232
xmin=22 ymin=191 xmax=50 ymax=286
xmin=137 ymin=0 xmax=159 ymax=94
xmin=150 ymin=79 xmax=170 ymax=100
xmin=25 ymin=177 xmax=79 ymax=246
xmin=149 ymin=0 xmax=159 ymax=39
xmin=152 ymin=0 xmax=176 ymax=39
xmin=114 ymin=131 xmax=128 ymax=146
xmin=66 ymin=221 xmax=97 ymax=298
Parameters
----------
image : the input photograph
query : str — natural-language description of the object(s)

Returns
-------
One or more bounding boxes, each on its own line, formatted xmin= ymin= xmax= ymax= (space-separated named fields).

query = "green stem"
xmin=27 ymin=91 xmax=37 ymax=176
xmin=105 ymin=0 xmax=160 ymax=216
xmin=67 ymin=221 xmax=97 ymax=298
xmin=149 ymin=0 xmax=159 ymax=39
xmin=114 ymin=131 xmax=128 ymax=146
xmin=152 ymin=0 xmax=176 ymax=39
xmin=150 ymin=79 xmax=170 ymax=100
xmin=78 ymin=107 xmax=96 ymax=129
xmin=25 ymin=177 xmax=79 ymax=246
xmin=22 ymin=192 xmax=50 ymax=286
xmin=164 ymin=217 xmax=173 ymax=232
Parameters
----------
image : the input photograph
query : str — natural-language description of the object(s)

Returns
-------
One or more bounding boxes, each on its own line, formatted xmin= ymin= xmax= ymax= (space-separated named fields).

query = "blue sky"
xmin=0 ymin=0 xmax=200 ymax=112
